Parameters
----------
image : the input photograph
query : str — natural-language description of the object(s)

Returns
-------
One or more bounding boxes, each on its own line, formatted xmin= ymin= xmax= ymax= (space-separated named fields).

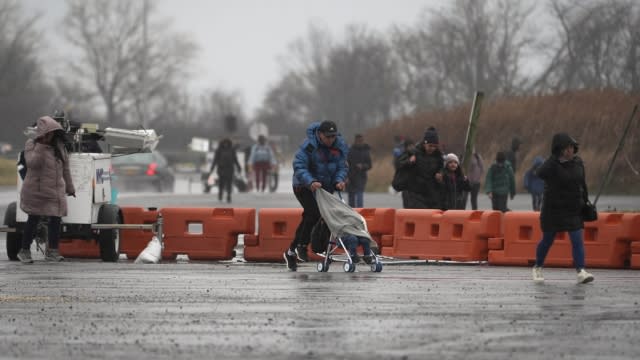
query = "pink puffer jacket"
xmin=20 ymin=116 xmax=75 ymax=217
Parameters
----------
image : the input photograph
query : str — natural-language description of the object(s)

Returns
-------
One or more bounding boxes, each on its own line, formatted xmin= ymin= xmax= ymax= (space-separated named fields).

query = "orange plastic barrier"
xmin=243 ymin=208 xmax=302 ymax=262
xmin=489 ymin=212 xmax=638 ymax=269
xmin=382 ymin=209 xmax=442 ymax=258
xmin=355 ymin=208 xmax=396 ymax=251
xmin=382 ymin=209 xmax=501 ymax=261
xmin=625 ymin=214 xmax=640 ymax=269
xmin=161 ymin=207 xmax=255 ymax=260
xmin=119 ymin=207 xmax=159 ymax=259
xmin=59 ymin=238 xmax=100 ymax=258
xmin=631 ymin=242 xmax=640 ymax=270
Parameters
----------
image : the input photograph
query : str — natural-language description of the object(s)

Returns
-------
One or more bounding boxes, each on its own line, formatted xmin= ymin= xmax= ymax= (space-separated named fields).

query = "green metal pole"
xmin=462 ymin=91 xmax=484 ymax=174
xmin=593 ymin=104 xmax=638 ymax=206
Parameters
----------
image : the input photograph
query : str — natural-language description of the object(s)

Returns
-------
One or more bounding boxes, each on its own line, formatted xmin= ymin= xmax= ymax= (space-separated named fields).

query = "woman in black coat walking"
xmin=210 ymin=138 xmax=242 ymax=203
xmin=532 ymin=133 xmax=594 ymax=284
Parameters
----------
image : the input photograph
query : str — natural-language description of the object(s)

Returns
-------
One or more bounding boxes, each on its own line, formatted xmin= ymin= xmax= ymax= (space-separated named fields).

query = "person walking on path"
xmin=17 ymin=116 xmax=76 ymax=264
xmin=464 ymin=149 xmax=484 ymax=210
xmin=440 ymin=153 xmax=471 ymax=210
xmin=532 ymin=133 xmax=594 ymax=284
xmin=284 ymin=120 xmax=348 ymax=271
xmin=347 ymin=134 xmax=372 ymax=208
xmin=394 ymin=138 xmax=415 ymax=208
xmin=505 ymin=137 xmax=522 ymax=172
xmin=484 ymin=151 xmax=516 ymax=212
xmin=524 ymin=155 xmax=545 ymax=211
xmin=398 ymin=127 xmax=444 ymax=209
xmin=248 ymin=135 xmax=277 ymax=192
xmin=209 ymin=138 xmax=242 ymax=203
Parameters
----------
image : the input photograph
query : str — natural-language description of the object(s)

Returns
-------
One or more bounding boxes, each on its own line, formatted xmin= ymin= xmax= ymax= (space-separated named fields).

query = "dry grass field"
xmin=366 ymin=89 xmax=640 ymax=194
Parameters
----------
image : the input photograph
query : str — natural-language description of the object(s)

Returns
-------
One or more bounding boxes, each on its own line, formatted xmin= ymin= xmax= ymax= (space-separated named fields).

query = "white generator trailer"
xmin=2 ymin=120 xmax=161 ymax=262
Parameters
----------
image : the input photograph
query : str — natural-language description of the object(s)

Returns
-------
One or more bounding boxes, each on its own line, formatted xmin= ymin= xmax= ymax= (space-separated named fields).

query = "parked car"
xmin=111 ymin=151 xmax=175 ymax=192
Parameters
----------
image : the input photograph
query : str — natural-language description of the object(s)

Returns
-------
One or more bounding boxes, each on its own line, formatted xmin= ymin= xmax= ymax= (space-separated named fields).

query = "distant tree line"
xmin=1 ymin=0 xmax=639 ymax=151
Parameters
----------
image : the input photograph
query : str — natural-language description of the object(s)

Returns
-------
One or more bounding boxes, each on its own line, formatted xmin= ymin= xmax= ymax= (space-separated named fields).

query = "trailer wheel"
xmin=4 ymin=202 xmax=20 ymax=261
xmin=98 ymin=204 xmax=121 ymax=262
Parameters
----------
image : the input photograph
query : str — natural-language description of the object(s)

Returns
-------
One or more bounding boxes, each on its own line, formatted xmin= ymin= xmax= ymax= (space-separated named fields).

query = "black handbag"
xmin=582 ymin=200 xmax=598 ymax=222
xmin=580 ymin=175 xmax=598 ymax=222
xmin=391 ymin=166 xmax=410 ymax=192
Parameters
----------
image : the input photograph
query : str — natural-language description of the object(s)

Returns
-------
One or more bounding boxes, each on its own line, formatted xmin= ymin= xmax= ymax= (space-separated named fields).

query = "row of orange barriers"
xmin=59 ymin=207 xmax=255 ymax=261
xmin=244 ymin=208 xmax=639 ymax=269
xmin=488 ymin=212 xmax=640 ymax=268
xmin=58 ymin=206 xmax=640 ymax=268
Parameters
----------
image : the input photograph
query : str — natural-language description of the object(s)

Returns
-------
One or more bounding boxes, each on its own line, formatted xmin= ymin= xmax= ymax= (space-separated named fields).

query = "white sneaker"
xmin=577 ymin=269 xmax=594 ymax=284
xmin=17 ymin=249 xmax=34 ymax=264
xmin=532 ymin=266 xmax=544 ymax=282
xmin=44 ymin=249 xmax=65 ymax=262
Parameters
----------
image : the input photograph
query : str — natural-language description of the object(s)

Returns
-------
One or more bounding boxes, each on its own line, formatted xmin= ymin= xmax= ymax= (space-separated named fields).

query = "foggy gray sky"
xmin=23 ymin=0 xmax=446 ymax=115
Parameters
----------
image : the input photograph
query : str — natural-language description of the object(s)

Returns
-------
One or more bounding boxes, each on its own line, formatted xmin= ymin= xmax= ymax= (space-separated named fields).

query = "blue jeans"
xmin=342 ymin=234 xmax=371 ymax=256
xmin=535 ymin=229 xmax=585 ymax=270
xmin=531 ymin=193 xmax=543 ymax=211
xmin=348 ymin=191 xmax=364 ymax=208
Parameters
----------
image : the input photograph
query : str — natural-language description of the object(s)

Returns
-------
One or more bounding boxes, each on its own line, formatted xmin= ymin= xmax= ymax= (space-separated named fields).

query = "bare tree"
xmin=535 ymin=0 xmax=640 ymax=93
xmin=392 ymin=0 xmax=535 ymax=110
xmin=63 ymin=0 xmax=198 ymax=127
xmin=268 ymin=23 xmax=401 ymax=137
xmin=0 ymin=0 xmax=53 ymax=147
xmin=198 ymin=89 xmax=246 ymax=136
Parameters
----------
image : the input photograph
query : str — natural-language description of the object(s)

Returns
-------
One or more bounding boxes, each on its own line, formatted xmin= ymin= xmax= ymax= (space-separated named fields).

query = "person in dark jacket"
xmin=397 ymin=127 xmax=444 ymax=209
xmin=209 ymin=138 xmax=242 ymax=203
xmin=532 ymin=133 xmax=594 ymax=284
xmin=283 ymin=120 xmax=348 ymax=271
xmin=484 ymin=151 xmax=516 ymax=212
xmin=464 ymin=148 xmax=484 ymax=210
xmin=440 ymin=153 xmax=471 ymax=210
xmin=18 ymin=116 xmax=76 ymax=264
xmin=524 ymin=155 xmax=545 ymax=211
xmin=346 ymin=134 xmax=372 ymax=208
xmin=505 ymin=137 xmax=521 ymax=172
xmin=394 ymin=138 xmax=415 ymax=208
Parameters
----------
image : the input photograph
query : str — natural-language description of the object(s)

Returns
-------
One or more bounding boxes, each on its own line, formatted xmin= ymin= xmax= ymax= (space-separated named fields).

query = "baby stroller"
xmin=313 ymin=189 xmax=383 ymax=273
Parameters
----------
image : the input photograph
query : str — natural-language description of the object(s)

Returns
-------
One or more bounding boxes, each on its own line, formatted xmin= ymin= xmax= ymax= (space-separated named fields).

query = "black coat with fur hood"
xmin=537 ymin=133 xmax=586 ymax=232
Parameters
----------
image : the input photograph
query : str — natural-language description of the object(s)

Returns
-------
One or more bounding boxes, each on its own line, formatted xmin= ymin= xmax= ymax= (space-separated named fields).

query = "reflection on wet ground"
xmin=2 ymin=261 xmax=638 ymax=359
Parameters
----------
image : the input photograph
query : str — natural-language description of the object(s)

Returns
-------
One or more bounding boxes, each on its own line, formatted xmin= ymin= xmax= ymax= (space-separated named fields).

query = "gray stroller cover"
xmin=315 ymin=189 xmax=379 ymax=252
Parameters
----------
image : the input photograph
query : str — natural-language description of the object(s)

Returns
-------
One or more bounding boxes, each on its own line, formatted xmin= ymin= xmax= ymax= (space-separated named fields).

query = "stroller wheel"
xmin=371 ymin=262 xmax=383 ymax=273
xmin=343 ymin=262 xmax=356 ymax=273
xmin=317 ymin=262 xmax=329 ymax=272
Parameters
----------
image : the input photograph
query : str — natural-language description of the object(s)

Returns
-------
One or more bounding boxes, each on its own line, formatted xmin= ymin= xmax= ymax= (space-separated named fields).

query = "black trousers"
xmin=289 ymin=186 xmax=321 ymax=251
xmin=491 ymin=193 xmax=509 ymax=212
xmin=218 ymin=174 xmax=233 ymax=202
xmin=22 ymin=215 xmax=61 ymax=250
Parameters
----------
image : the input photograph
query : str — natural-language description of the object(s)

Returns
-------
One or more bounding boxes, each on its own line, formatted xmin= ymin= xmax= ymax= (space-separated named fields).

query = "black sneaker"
xmin=295 ymin=246 xmax=309 ymax=262
xmin=362 ymin=255 xmax=374 ymax=264
xmin=350 ymin=255 xmax=360 ymax=264
xmin=283 ymin=251 xmax=297 ymax=271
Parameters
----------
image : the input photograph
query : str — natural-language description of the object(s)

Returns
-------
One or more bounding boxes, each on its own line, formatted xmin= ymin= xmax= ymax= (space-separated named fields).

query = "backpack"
xmin=391 ymin=166 xmax=410 ymax=191
xmin=310 ymin=218 xmax=331 ymax=254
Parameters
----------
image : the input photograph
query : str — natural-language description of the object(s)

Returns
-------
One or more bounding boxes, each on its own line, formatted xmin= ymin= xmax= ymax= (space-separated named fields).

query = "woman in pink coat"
xmin=17 ymin=116 xmax=75 ymax=263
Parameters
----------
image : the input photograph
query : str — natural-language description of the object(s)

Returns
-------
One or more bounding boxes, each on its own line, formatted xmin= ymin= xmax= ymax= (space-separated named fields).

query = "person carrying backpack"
xmin=484 ymin=151 xmax=515 ymax=212
xmin=524 ymin=156 xmax=545 ymax=211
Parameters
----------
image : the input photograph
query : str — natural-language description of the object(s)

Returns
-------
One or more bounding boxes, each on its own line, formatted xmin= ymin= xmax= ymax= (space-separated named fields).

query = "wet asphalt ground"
xmin=1 ymin=258 xmax=639 ymax=360
xmin=1 ymin=176 xmax=639 ymax=359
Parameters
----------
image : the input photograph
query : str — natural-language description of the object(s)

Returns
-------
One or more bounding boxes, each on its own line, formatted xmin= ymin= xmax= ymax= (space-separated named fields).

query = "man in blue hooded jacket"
xmin=283 ymin=120 xmax=349 ymax=271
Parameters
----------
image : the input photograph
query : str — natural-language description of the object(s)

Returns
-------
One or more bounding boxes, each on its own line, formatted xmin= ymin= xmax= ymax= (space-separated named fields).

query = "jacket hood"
xmin=532 ymin=155 xmax=544 ymax=166
xmin=35 ymin=116 xmax=63 ymax=139
xmin=551 ymin=132 xmax=579 ymax=156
